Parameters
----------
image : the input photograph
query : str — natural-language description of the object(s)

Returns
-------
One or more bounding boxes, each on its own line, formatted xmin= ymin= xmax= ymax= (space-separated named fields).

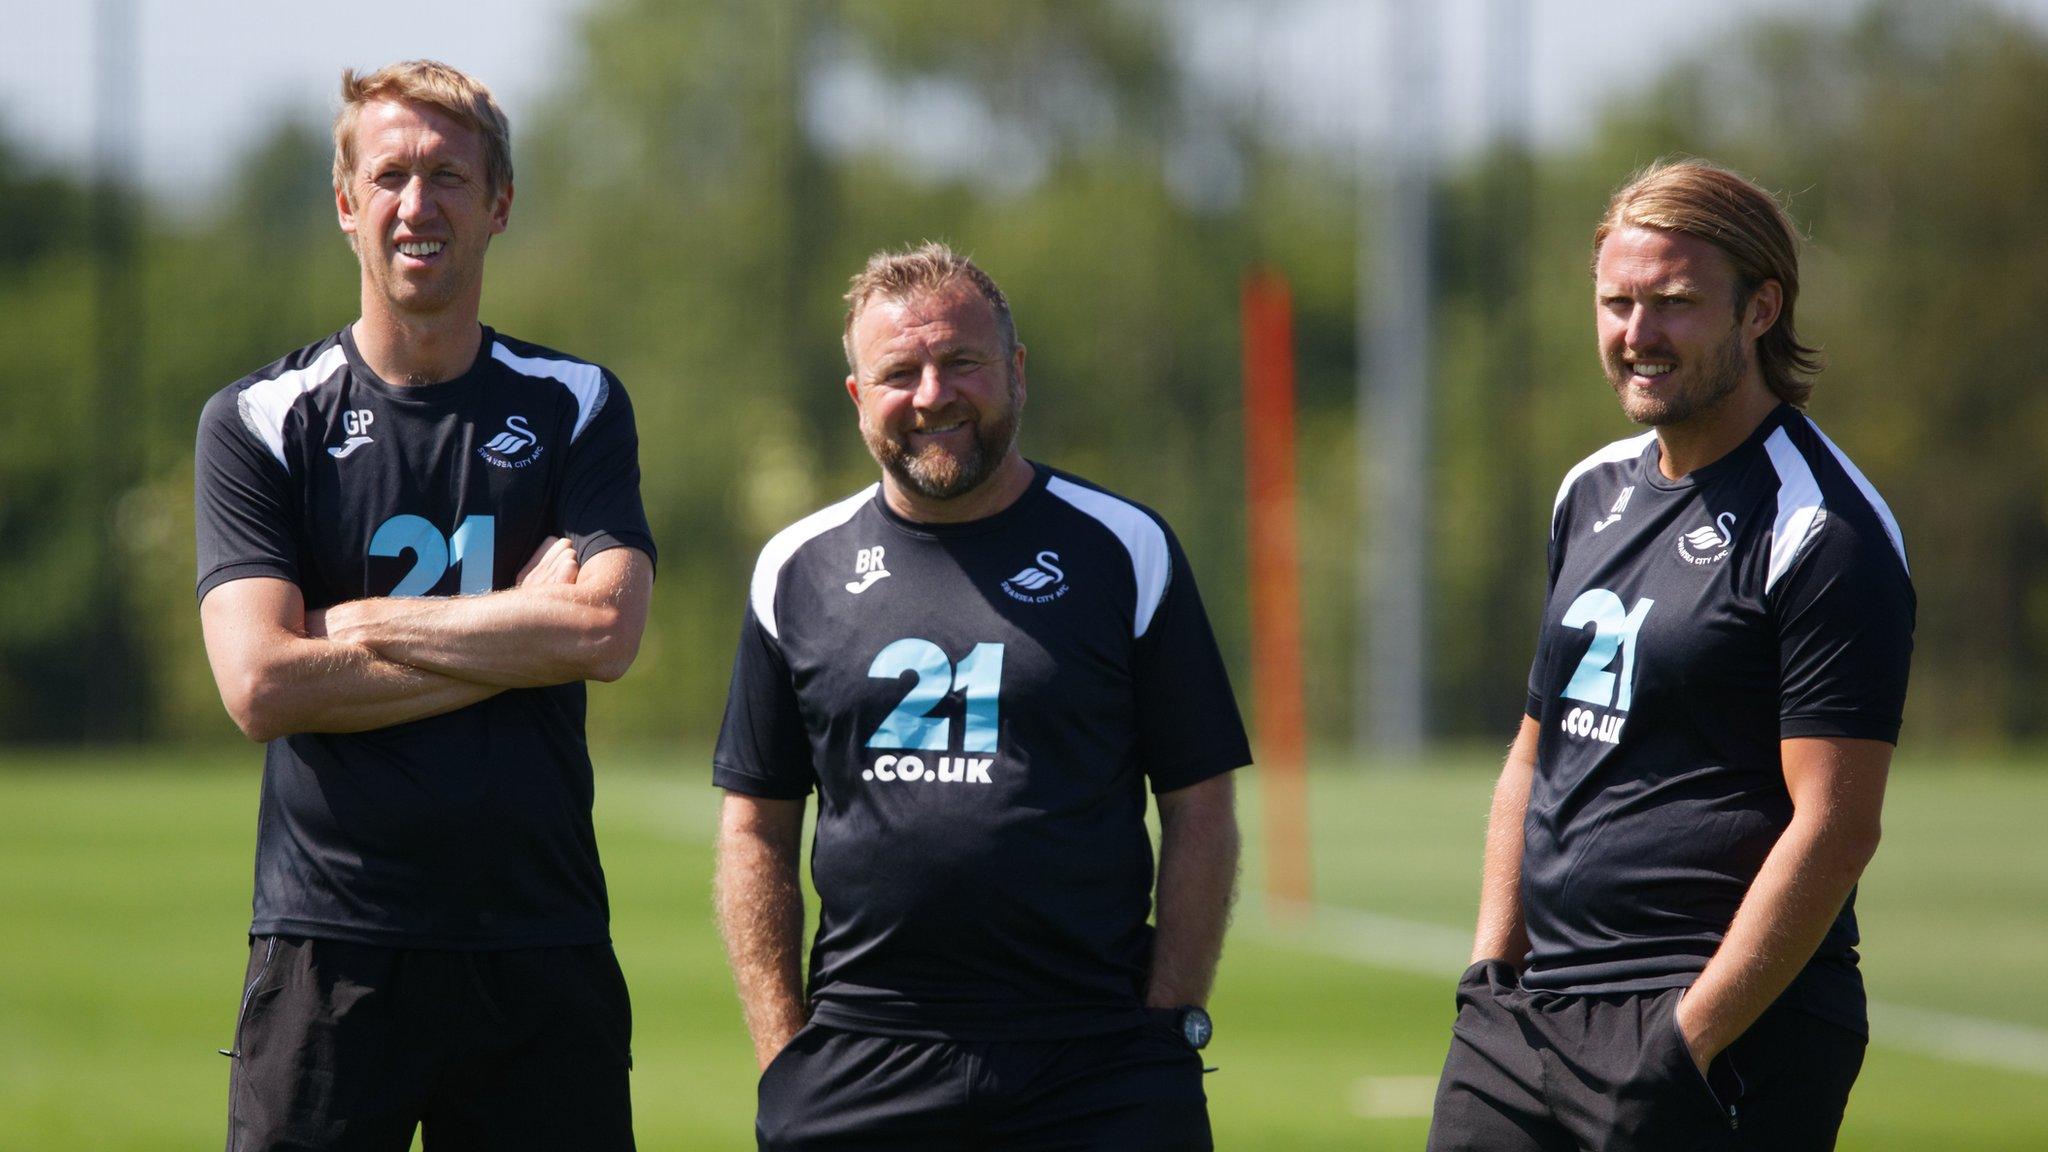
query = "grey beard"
xmin=862 ymin=392 xmax=1021 ymax=502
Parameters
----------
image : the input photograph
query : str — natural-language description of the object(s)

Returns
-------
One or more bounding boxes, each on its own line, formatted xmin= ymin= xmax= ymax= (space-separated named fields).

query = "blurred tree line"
xmin=0 ymin=0 xmax=2040 ymax=750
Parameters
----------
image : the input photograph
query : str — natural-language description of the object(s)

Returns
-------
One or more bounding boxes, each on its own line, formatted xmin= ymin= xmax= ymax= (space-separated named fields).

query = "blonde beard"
xmin=1608 ymin=325 xmax=1749 ymax=428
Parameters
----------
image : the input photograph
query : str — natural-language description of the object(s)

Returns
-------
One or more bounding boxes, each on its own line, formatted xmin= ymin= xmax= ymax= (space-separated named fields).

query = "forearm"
xmin=1472 ymin=718 xmax=1539 ymax=964
xmin=322 ymin=539 xmax=655 ymax=692
xmin=1146 ymin=776 xmax=1240 ymax=1007
xmin=323 ymin=586 xmax=621 ymax=687
xmin=715 ymin=802 xmax=810 ymax=1069
xmin=231 ymin=634 xmax=501 ymax=741
xmin=1678 ymin=811 xmax=1877 ymax=1060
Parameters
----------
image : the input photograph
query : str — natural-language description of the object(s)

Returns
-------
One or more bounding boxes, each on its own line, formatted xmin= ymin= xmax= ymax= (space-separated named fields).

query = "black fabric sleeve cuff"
xmin=196 ymin=562 xmax=300 ymax=603
xmin=575 ymin=531 xmax=658 ymax=573
xmin=1780 ymin=713 xmax=1902 ymax=745
xmin=712 ymin=761 xmax=813 ymax=800
xmin=1147 ymin=750 xmax=1252 ymax=796
xmin=1525 ymin=691 xmax=1544 ymax=721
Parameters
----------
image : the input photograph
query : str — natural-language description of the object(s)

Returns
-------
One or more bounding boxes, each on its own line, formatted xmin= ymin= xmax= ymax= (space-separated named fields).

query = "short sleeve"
xmin=195 ymin=387 xmax=300 ymax=601
xmin=1526 ymin=527 xmax=1565 ymax=720
xmin=558 ymin=373 xmax=657 ymax=570
xmin=712 ymin=603 xmax=816 ymax=799
xmin=1131 ymin=528 xmax=1252 ymax=794
xmin=1775 ymin=514 xmax=1916 ymax=743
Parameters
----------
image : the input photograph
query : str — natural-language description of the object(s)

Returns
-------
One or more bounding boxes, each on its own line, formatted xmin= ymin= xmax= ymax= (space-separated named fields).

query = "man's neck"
xmin=351 ymin=303 xmax=483 ymax=387
xmin=881 ymin=453 xmax=1036 ymax=525
xmin=1653 ymin=380 xmax=1780 ymax=480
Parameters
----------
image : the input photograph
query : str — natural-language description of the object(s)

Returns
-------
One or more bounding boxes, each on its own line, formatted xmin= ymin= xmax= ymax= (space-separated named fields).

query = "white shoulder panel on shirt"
xmin=236 ymin=344 xmax=349 ymax=470
xmin=1550 ymin=431 xmax=1658 ymax=537
xmin=1802 ymin=415 xmax=1909 ymax=575
xmin=491 ymin=342 xmax=609 ymax=442
xmin=1046 ymin=476 xmax=1171 ymax=639
xmin=1762 ymin=427 xmax=1827 ymax=595
xmin=750 ymin=486 xmax=880 ymax=640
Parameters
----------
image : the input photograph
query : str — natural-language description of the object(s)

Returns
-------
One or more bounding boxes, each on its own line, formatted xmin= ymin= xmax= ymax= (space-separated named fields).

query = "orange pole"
xmin=1241 ymin=269 xmax=1311 ymax=912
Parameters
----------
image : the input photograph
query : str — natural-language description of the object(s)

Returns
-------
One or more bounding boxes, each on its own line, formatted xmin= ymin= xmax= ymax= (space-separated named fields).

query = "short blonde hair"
xmin=842 ymin=242 xmax=1016 ymax=370
xmin=1594 ymin=159 xmax=1822 ymax=407
xmin=332 ymin=60 xmax=513 ymax=199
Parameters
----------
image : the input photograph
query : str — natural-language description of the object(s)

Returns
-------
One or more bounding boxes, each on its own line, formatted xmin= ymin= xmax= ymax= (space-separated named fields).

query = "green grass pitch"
xmin=1 ymin=746 xmax=2043 ymax=1148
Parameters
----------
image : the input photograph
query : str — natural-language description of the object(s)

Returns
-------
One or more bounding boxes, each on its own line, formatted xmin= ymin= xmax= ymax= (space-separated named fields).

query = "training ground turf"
xmin=2 ymin=746 xmax=2044 ymax=1149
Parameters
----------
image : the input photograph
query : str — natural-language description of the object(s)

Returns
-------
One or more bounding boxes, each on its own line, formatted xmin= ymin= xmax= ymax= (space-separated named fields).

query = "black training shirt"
xmin=1521 ymin=405 xmax=1913 ymax=1033
xmin=713 ymin=465 xmax=1250 ymax=1040
xmin=194 ymin=325 xmax=655 ymax=949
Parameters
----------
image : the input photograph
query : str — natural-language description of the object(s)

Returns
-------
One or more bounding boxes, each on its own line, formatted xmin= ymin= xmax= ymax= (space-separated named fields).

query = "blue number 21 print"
xmin=1558 ymin=588 xmax=1654 ymax=712
xmin=866 ymin=639 xmax=1005 ymax=752
xmin=368 ymin=514 xmax=495 ymax=596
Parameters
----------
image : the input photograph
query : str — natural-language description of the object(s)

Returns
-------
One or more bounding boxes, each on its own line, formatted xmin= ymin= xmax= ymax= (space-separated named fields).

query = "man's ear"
xmin=1744 ymin=279 xmax=1783 ymax=339
xmin=335 ymin=181 xmax=357 ymax=240
xmin=489 ymin=180 xmax=513 ymax=235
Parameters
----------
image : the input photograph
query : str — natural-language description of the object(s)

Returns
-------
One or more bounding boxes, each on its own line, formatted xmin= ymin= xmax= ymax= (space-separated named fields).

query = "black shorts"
xmin=223 ymin=935 xmax=634 ymax=1152
xmin=756 ymin=1012 xmax=1212 ymax=1151
xmin=1428 ymin=959 xmax=1866 ymax=1152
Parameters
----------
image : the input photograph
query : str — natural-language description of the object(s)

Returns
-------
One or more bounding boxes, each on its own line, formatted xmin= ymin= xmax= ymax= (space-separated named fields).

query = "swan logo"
xmin=1000 ymin=550 xmax=1069 ymax=603
xmin=1677 ymin=511 xmax=1737 ymax=565
xmin=478 ymin=415 xmax=544 ymax=469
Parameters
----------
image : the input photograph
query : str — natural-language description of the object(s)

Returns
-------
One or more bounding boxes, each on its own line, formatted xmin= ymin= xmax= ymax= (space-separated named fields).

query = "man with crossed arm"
xmin=195 ymin=60 xmax=653 ymax=1151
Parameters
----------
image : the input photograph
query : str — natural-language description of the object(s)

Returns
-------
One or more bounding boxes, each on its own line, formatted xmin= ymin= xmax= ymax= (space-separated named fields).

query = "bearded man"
xmin=711 ymin=242 xmax=1248 ymax=1151
xmin=1427 ymin=160 xmax=1914 ymax=1152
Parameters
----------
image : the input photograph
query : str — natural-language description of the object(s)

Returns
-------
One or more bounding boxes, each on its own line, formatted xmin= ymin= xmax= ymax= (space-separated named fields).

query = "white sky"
xmin=4 ymin=0 xmax=2046 ymax=201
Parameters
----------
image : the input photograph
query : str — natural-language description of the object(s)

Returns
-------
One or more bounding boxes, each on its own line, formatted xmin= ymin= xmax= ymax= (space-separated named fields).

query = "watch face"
xmin=1181 ymin=1007 xmax=1213 ymax=1050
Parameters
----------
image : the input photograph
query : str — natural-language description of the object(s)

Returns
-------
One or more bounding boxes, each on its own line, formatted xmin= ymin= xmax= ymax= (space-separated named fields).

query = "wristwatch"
xmin=1174 ymin=1005 xmax=1213 ymax=1051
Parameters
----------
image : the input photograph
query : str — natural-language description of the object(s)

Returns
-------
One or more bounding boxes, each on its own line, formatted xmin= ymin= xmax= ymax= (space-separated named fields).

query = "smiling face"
xmin=1594 ymin=225 xmax=1778 ymax=429
xmin=336 ymin=98 xmax=510 ymax=321
xmin=845 ymin=283 xmax=1027 ymax=505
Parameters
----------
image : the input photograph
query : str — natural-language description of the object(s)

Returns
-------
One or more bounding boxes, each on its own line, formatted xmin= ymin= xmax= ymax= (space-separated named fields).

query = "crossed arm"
xmin=1469 ymin=717 xmax=1891 ymax=1071
xmin=200 ymin=537 xmax=653 ymax=742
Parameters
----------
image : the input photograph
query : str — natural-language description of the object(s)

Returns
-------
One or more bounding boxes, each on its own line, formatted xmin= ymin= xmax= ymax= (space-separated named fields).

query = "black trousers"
xmin=756 ymin=1014 xmax=1212 ymax=1151
xmin=223 ymin=935 xmax=635 ymax=1152
xmin=1428 ymin=960 xmax=1865 ymax=1152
